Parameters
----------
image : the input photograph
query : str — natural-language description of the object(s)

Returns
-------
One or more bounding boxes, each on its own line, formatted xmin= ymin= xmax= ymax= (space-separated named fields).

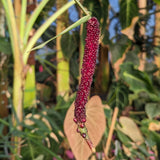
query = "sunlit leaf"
xmin=117 ymin=116 xmax=144 ymax=143
xmin=64 ymin=96 xmax=106 ymax=160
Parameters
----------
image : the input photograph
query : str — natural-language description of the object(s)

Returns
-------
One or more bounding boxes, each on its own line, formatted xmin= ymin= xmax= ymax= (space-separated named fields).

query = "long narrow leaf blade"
xmin=30 ymin=15 xmax=91 ymax=51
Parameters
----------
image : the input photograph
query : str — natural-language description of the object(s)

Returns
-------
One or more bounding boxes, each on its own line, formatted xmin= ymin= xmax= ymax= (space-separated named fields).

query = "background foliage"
xmin=0 ymin=0 xmax=160 ymax=160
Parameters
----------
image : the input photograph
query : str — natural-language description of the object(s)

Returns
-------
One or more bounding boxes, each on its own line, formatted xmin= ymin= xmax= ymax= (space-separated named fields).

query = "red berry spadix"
xmin=74 ymin=17 xmax=100 ymax=139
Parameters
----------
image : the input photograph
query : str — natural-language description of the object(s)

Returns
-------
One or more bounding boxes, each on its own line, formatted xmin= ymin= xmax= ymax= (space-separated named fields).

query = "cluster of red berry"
xmin=73 ymin=17 xmax=100 ymax=138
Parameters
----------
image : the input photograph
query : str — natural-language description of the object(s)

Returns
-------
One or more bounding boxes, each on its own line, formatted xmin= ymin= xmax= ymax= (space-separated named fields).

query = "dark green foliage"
xmin=101 ymin=0 xmax=109 ymax=34
xmin=61 ymin=32 xmax=79 ymax=60
xmin=41 ymin=26 xmax=56 ymax=49
xmin=107 ymin=81 xmax=129 ymax=109
xmin=110 ymin=35 xmax=131 ymax=64
xmin=124 ymin=45 xmax=140 ymax=66
xmin=0 ymin=37 xmax=12 ymax=55
xmin=119 ymin=0 xmax=138 ymax=29
xmin=83 ymin=0 xmax=102 ymax=21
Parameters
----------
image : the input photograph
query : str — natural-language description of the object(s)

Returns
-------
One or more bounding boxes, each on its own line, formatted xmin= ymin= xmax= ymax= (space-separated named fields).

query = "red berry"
xmin=73 ymin=117 xmax=77 ymax=123
xmin=81 ymin=118 xmax=86 ymax=123
xmin=81 ymin=133 xmax=86 ymax=138
xmin=74 ymin=17 xmax=100 ymax=123
xmin=76 ymin=128 xmax=80 ymax=133
xmin=80 ymin=123 xmax=85 ymax=128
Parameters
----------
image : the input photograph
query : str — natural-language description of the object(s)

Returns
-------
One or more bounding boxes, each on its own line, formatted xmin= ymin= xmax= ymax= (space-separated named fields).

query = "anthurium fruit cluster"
xmin=73 ymin=17 xmax=100 ymax=142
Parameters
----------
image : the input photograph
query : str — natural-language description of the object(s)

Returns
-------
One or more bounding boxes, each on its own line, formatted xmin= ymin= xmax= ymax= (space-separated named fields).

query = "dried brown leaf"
xmin=64 ymin=96 xmax=106 ymax=160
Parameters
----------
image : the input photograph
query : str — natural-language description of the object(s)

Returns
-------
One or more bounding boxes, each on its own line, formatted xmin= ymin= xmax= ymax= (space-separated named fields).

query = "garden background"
xmin=0 ymin=0 xmax=160 ymax=160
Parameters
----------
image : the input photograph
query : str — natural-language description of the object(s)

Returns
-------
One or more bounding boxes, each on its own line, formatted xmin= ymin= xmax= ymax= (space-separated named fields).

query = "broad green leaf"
xmin=145 ymin=103 xmax=160 ymax=119
xmin=110 ymin=35 xmax=131 ymax=64
xmin=61 ymin=32 xmax=78 ymax=60
xmin=64 ymin=96 xmax=106 ymax=160
xmin=117 ymin=116 xmax=144 ymax=143
xmin=120 ymin=63 xmax=158 ymax=101
xmin=0 ymin=37 xmax=12 ymax=55
xmin=119 ymin=0 xmax=138 ymax=29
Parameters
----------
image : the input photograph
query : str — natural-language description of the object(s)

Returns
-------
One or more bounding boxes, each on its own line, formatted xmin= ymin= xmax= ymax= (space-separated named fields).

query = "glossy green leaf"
xmin=145 ymin=103 xmax=160 ymax=119
xmin=119 ymin=0 xmax=138 ymax=29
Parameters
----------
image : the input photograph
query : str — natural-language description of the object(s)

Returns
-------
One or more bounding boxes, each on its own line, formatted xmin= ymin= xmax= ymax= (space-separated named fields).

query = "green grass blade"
xmin=29 ymin=15 xmax=91 ymax=51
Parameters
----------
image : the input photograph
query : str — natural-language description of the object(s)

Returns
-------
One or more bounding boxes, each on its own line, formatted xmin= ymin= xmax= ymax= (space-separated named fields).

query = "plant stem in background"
xmin=56 ymin=0 xmax=70 ymax=100
xmin=104 ymin=107 xmax=119 ymax=159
